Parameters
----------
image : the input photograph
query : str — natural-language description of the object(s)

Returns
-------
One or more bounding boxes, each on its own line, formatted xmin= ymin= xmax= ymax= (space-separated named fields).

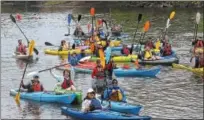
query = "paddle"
xmin=26 ymin=63 xmax=69 ymax=77
xmin=10 ymin=14 xmax=39 ymax=55
xmin=162 ymin=11 xmax=176 ymax=40
xmin=194 ymin=12 xmax=201 ymax=41
xmin=15 ymin=40 xmax=35 ymax=105
xmin=45 ymin=42 xmax=60 ymax=47
xmin=130 ymin=14 xmax=142 ymax=54
xmin=65 ymin=14 xmax=72 ymax=36
xmin=90 ymin=7 xmax=95 ymax=38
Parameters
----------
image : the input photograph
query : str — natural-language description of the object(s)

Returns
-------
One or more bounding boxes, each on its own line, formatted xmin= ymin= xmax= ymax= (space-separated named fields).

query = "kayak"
xmin=111 ymin=44 xmax=144 ymax=51
xmin=172 ymin=63 xmax=203 ymax=76
xmin=56 ymin=61 xmax=95 ymax=73
xmin=10 ymin=89 xmax=76 ymax=104
xmin=113 ymin=66 xmax=161 ymax=77
xmin=138 ymin=51 xmax=179 ymax=65
xmin=61 ymin=107 xmax=151 ymax=120
xmin=54 ymin=86 xmax=82 ymax=104
xmin=90 ymin=55 xmax=138 ymax=62
xmin=44 ymin=48 xmax=92 ymax=55
xmin=12 ymin=53 xmax=33 ymax=61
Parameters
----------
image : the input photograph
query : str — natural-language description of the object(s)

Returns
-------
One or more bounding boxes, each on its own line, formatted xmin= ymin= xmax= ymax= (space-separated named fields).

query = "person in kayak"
xmin=161 ymin=41 xmax=172 ymax=56
xmin=102 ymin=79 xmax=126 ymax=102
xmin=192 ymin=38 xmax=204 ymax=53
xmin=50 ymin=69 xmax=76 ymax=91
xmin=121 ymin=44 xmax=130 ymax=56
xmin=143 ymin=46 xmax=159 ymax=60
xmin=106 ymin=57 xmax=117 ymax=80
xmin=82 ymin=88 xmax=102 ymax=112
xmin=68 ymin=52 xmax=79 ymax=66
xmin=144 ymin=37 xmax=155 ymax=49
xmin=73 ymin=24 xmax=85 ymax=37
xmin=21 ymin=74 xmax=44 ymax=92
xmin=92 ymin=60 xmax=106 ymax=92
xmin=59 ymin=40 xmax=69 ymax=51
xmin=111 ymin=25 xmax=122 ymax=36
xmin=16 ymin=39 xmax=27 ymax=55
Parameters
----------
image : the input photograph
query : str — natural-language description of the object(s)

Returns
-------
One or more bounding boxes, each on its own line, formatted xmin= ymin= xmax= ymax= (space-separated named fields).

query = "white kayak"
xmin=13 ymin=53 xmax=33 ymax=61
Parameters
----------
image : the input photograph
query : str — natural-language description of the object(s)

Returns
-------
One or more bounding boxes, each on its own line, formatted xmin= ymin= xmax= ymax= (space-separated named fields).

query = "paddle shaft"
xmin=133 ymin=23 xmax=140 ymax=45
xmin=39 ymin=63 xmax=68 ymax=73
xmin=194 ymin=24 xmax=199 ymax=41
xmin=17 ymin=63 xmax=28 ymax=93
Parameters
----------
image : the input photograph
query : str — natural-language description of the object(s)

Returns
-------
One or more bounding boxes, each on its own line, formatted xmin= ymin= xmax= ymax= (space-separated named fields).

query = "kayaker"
xmin=73 ymin=24 xmax=85 ymax=37
xmin=16 ymin=39 xmax=27 ymax=55
xmin=144 ymin=37 xmax=155 ymax=49
xmin=121 ymin=44 xmax=130 ymax=56
xmin=162 ymin=41 xmax=172 ymax=56
xmin=106 ymin=58 xmax=117 ymax=80
xmin=192 ymin=38 xmax=204 ymax=53
xmin=190 ymin=50 xmax=200 ymax=68
xmin=50 ymin=69 xmax=76 ymax=91
xmin=21 ymin=74 xmax=44 ymax=92
xmin=69 ymin=52 xmax=79 ymax=66
xmin=111 ymin=25 xmax=122 ymax=36
xmin=92 ymin=60 xmax=106 ymax=91
xmin=59 ymin=40 xmax=69 ymax=51
xmin=82 ymin=88 xmax=102 ymax=112
xmin=103 ymin=79 xmax=125 ymax=102
xmin=95 ymin=41 xmax=104 ymax=57
xmin=143 ymin=46 xmax=160 ymax=60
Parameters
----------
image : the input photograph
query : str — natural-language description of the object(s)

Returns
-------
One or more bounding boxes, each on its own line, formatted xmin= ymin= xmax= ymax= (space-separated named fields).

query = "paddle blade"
xmin=15 ymin=92 xmax=20 ymax=105
xmin=169 ymin=11 xmax=175 ymax=20
xmin=99 ymin=49 xmax=105 ymax=68
xmin=166 ymin=18 xmax=170 ymax=28
xmin=28 ymin=40 xmax=35 ymax=56
xmin=68 ymin=14 xmax=72 ymax=24
xmin=144 ymin=21 xmax=150 ymax=32
xmin=90 ymin=7 xmax=95 ymax=16
xmin=27 ymin=71 xmax=38 ymax=77
xmin=78 ymin=14 xmax=82 ymax=22
xmin=10 ymin=14 xmax=16 ymax=23
xmin=138 ymin=14 xmax=142 ymax=22
xmin=45 ymin=42 xmax=53 ymax=46
xmin=34 ymin=48 xmax=39 ymax=55
xmin=196 ymin=12 xmax=201 ymax=24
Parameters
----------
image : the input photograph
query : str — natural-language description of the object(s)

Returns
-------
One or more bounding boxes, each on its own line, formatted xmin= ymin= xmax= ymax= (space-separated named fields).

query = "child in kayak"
xmin=21 ymin=74 xmax=44 ymax=92
xmin=16 ymin=39 xmax=27 ymax=55
xmin=69 ymin=52 xmax=79 ymax=66
xmin=143 ymin=46 xmax=160 ymax=60
xmin=50 ymin=69 xmax=76 ymax=91
xmin=59 ymin=40 xmax=69 ymax=51
xmin=82 ymin=88 xmax=102 ymax=112
xmin=102 ymin=79 xmax=126 ymax=102
xmin=121 ymin=44 xmax=130 ymax=56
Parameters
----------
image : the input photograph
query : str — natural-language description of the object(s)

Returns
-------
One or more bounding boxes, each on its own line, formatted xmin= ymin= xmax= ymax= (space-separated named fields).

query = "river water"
xmin=1 ymin=7 xmax=203 ymax=119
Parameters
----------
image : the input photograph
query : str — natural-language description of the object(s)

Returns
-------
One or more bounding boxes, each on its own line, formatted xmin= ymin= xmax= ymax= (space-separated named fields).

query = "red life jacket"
xmin=122 ymin=48 xmax=130 ymax=55
xmin=18 ymin=44 xmax=26 ymax=54
xmin=32 ymin=83 xmax=43 ymax=92
xmin=163 ymin=44 xmax=172 ymax=56
xmin=106 ymin=62 xmax=113 ymax=70
xmin=145 ymin=41 xmax=154 ymax=49
xmin=195 ymin=40 xmax=204 ymax=48
xmin=61 ymin=79 xmax=73 ymax=89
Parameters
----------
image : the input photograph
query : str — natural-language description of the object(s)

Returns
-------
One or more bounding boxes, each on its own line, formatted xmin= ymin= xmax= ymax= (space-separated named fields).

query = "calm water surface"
xmin=1 ymin=7 xmax=203 ymax=119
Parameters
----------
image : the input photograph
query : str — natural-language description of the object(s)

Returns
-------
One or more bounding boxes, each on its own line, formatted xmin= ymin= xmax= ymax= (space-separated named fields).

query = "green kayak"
xmin=54 ymin=86 xmax=82 ymax=104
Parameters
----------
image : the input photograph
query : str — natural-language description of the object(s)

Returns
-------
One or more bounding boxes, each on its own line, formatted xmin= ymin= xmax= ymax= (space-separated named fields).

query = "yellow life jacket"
xmin=144 ymin=51 xmax=152 ymax=59
xmin=110 ymin=90 xmax=123 ymax=101
xmin=154 ymin=40 xmax=161 ymax=53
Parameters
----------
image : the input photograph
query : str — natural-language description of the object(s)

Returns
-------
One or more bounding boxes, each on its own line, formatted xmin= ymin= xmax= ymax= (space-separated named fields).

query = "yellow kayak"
xmin=172 ymin=63 xmax=203 ymax=76
xmin=44 ymin=49 xmax=92 ymax=55
xmin=90 ymin=54 xmax=138 ymax=62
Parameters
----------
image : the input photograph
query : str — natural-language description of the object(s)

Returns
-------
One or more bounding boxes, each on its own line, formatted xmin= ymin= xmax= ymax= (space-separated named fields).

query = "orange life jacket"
xmin=32 ymin=83 xmax=43 ymax=92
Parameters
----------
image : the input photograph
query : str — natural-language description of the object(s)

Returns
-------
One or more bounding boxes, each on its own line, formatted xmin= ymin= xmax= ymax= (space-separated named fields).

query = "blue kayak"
xmin=113 ymin=66 xmax=161 ymax=77
xmin=61 ymin=107 xmax=151 ymax=120
xmin=112 ymin=44 xmax=144 ymax=51
xmin=10 ymin=89 xmax=76 ymax=104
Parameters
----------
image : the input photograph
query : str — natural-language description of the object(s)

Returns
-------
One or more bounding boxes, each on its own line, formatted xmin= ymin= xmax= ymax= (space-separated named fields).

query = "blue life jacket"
xmin=90 ymin=98 xmax=102 ymax=111
xmin=70 ymin=56 xmax=78 ymax=66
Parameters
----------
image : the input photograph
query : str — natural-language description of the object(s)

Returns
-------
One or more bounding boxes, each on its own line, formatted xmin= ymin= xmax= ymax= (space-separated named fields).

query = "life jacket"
xmin=61 ymin=79 xmax=72 ymax=89
xmin=122 ymin=64 xmax=130 ymax=69
xmin=122 ymin=48 xmax=130 ymax=55
xmin=145 ymin=41 xmax=154 ymax=49
xmin=18 ymin=44 xmax=26 ymax=54
xmin=95 ymin=67 xmax=105 ymax=78
xmin=106 ymin=62 xmax=113 ymax=70
xmin=195 ymin=40 xmax=204 ymax=48
xmin=163 ymin=44 xmax=172 ymax=56
xmin=32 ymin=83 xmax=43 ymax=92
xmin=110 ymin=90 xmax=123 ymax=101
xmin=90 ymin=98 xmax=102 ymax=111
xmin=144 ymin=51 xmax=152 ymax=59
